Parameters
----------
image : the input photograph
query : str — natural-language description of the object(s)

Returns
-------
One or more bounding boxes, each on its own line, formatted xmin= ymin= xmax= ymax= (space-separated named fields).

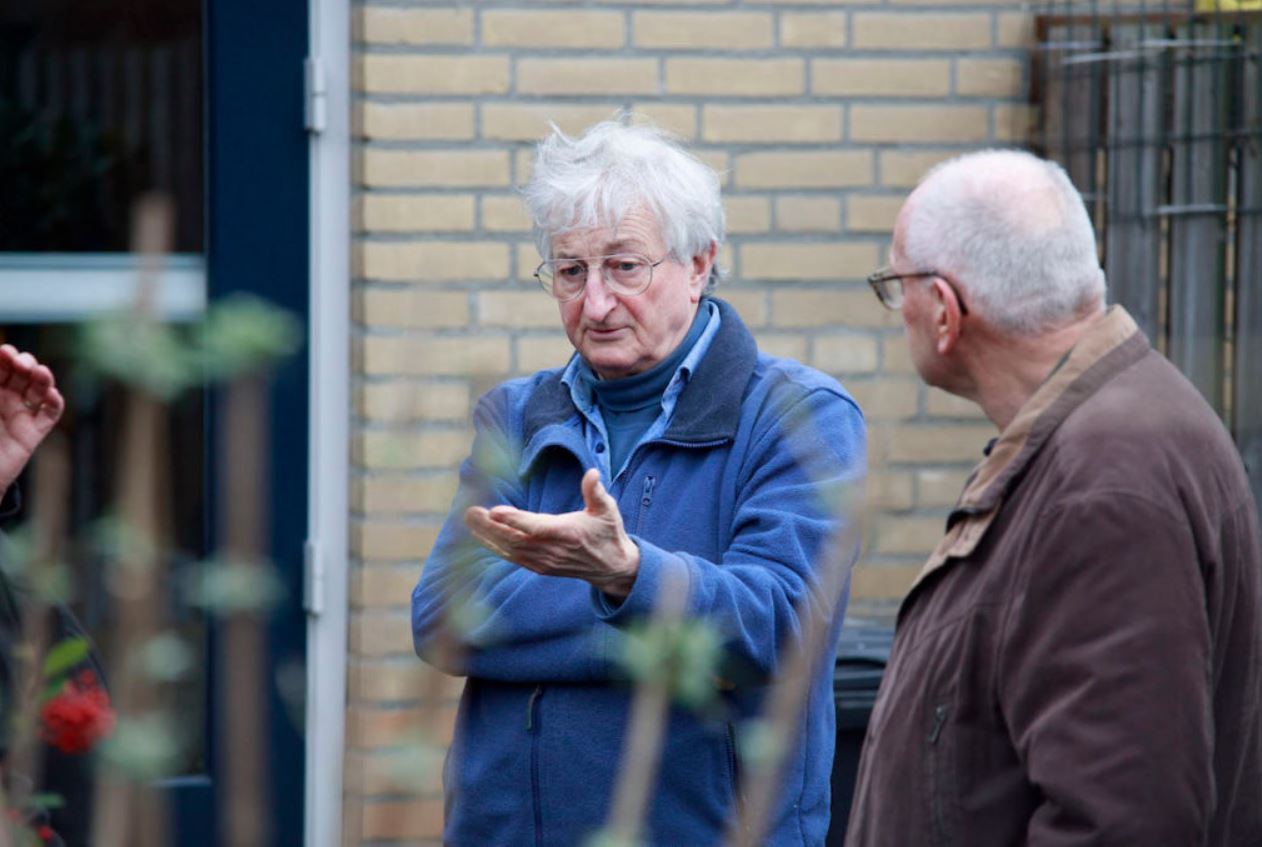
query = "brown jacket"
xmin=846 ymin=307 xmax=1262 ymax=846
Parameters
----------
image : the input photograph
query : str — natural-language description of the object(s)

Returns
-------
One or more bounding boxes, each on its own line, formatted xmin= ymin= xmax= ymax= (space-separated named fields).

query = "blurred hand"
xmin=0 ymin=344 xmax=65 ymax=496
xmin=464 ymin=468 xmax=641 ymax=598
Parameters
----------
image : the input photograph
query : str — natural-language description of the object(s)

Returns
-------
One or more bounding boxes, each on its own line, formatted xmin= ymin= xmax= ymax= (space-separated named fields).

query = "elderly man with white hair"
xmin=846 ymin=150 xmax=1262 ymax=846
xmin=412 ymin=120 xmax=866 ymax=846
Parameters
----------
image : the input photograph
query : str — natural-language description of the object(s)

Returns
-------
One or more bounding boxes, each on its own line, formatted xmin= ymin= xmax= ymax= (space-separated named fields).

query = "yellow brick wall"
xmin=347 ymin=1 xmax=1033 ymax=842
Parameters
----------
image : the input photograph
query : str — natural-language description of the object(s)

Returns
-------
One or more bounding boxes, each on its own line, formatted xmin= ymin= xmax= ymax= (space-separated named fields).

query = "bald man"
xmin=846 ymin=150 xmax=1262 ymax=846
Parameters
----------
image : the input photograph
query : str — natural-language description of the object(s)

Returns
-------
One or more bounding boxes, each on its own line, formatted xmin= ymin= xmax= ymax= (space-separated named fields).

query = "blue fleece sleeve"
xmin=411 ymin=390 xmax=614 ymax=682
xmin=595 ymin=387 xmax=865 ymax=680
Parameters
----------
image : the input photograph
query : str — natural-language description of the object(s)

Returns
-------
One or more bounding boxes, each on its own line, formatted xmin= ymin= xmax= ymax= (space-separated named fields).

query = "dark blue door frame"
xmin=192 ymin=1 xmax=310 ymax=844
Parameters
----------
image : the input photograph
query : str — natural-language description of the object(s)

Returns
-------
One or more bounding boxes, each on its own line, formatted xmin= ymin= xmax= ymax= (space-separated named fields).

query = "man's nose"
xmin=582 ymin=266 xmax=617 ymax=318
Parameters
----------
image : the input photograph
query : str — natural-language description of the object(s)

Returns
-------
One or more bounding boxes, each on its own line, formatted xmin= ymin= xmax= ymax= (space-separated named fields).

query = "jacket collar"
xmin=910 ymin=306 xmax=1150 ymax=592
xmin=520 ymin=298 xmax=758 ymax=466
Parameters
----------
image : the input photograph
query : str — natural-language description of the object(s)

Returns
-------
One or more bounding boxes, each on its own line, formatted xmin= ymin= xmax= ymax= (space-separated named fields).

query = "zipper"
xmin=928 ymin=703 xmax=950 ymax=846
xmin=725 ymin=723 xmax=743 ymax=813
xmin=928 ymin=703 xmax=947 ymax=744
xmin=527 ymin=684 xmax=544 ymax=846
xmin=633 ymin=474 xmax=657 ymax=533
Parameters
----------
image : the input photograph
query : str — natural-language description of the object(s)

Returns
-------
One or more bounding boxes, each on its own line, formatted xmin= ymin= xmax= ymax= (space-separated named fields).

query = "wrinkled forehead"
xmin=549 ymin=206 xmax=665 ymax=258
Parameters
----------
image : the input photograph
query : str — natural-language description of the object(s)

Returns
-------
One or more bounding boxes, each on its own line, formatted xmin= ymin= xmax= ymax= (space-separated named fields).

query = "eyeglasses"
xmin=866 ymin=266 xmax=969 ymax=315
xmin=535 ymin=253 xmax=667 ymax=302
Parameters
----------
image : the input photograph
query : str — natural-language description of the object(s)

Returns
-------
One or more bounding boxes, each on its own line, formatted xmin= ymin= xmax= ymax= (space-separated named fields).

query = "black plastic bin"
xmin=825 ymin=620 xmax=895 ymax=847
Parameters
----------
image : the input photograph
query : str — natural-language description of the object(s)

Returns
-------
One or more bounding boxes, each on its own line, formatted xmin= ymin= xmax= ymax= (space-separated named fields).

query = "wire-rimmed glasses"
xmin=867 ymin=266 xmax=969 ymax=315
xmin=535 ymin=254 xmax=667 ymax=302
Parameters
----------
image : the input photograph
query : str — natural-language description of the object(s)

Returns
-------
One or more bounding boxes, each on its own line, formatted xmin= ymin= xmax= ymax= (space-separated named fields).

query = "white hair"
xmin=523 ymin=119 xmax=726 ymax=291
xmin=902 ymin=149 xmax=1106 ymax=335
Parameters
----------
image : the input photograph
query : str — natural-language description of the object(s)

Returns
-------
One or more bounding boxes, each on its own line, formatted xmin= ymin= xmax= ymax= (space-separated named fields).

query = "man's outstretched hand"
xmin=0 ymin=344 xmax=65 ymax=497
xmin=464 ymin=468 xmax=641 ymax=599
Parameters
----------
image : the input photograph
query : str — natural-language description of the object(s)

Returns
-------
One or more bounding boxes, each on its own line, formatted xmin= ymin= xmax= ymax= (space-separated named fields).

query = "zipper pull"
xmin=641 ymin=474 xmax=656 ymax=507
xmin=525 ymin=684 xmax=543 ymax=731
xmin=928 ymin=704 xmax=948 ymax=744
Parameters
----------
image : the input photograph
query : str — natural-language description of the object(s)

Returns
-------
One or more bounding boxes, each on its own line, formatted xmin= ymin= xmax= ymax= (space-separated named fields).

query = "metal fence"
xmin=1032 ymin=5 xmax=1262 ymax=511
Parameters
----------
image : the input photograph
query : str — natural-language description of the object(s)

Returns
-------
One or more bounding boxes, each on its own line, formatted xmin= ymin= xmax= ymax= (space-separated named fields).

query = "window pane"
xmin=0 ymin=0 xmax=203 ymax=253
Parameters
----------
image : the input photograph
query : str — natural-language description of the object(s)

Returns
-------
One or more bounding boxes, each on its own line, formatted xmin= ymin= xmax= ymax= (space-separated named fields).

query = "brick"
xmin=724 ymin=197 xmax=772 ymax=234
xmin=882 ymin=334 xmax=917 ymax=375
xmin=926 ymin=387 xmax=987 ymax=419
xmin=752 ymin=333 xmax=808 ymax=362
xmin=359 ymin=242 xmax=509 ymax=282
xmin=704 ymin=105 xmax=842 ymax=144
xmin=864 ymin=471 xmax=915 ymax=510
xmin=776 ymin=196 xmax=840 ymax=232
xmin=358 ymin=382 xmax=471 ymax=424
xmin=813 ymin=59 xmax=951 ymax=97
xmin=876 ymin=515 xmax=945 ymax=555
xmin=634 ymin=12 xmax=772 ymax=50
xmin=886 ymin=424 xmax=996 ymax=463
xmin=846 ymin=378 xmax=919 ymax=420
xmin=361 ymin=798 xmax=444 ymax=840
xmin=359 ymin=103 xmax=475 ymax=141
xmin=482 ymin=196 xmax=532 ymax=233
xmin=357 ymin=55 xmax=509 ymax=95
xmin=357 ymin=7 xmax=473 ymax=46
xmin=698 ymin=150 xmax=731 ymax=188
xmin=780 ymin=13 xmax=847 ymax=49
xmin=630 ymin=103 xmax=698 ymax=140
xmin=355 ymin=473 xmax=460 ymax=513
xmin=356 ymin=429 xmax=474 ymax=470
xmin=516 ymin=334 xmax=576 ymax=374
xmin=482 ymin=10 xmax=624 ymax=48
xmin=994 ymin=104 xmax=1034 ymax=143
xmin=357 ymin=195 xmax=475 ymax=233
xmin=773 ymin=290 xmax=894 ymax=328
xmin=481 ymin=103 xmax=623 ymax=142
xmin=356 ymin=289 xmax=469 ymax=328
xmin=350 ymin=610 xmax=414 ymax=657
xmin=718 ymin=290 xmax=767 ymax=325
xmin=351 ymin=562 xmax=427 ymax=606
xmin=813 ymin=335 xmax=879 ymax=373
xmin=516 ymin=148 xmax=536 ymax=185
xmin=349 ymin=658 xmax=466 ymax=702
xmin=361 ymin=336 xmax=511 ymax=377
xmin=517 ymin=243 xmax=546 ymax=281
xmin=917 ymin=468 xmax=970 ymax=507
xmin=666 ymin=59 xmax=803 ymax=97
xmin=880 ymin=150 xmax=957 ymax=188
xmin=517 ymin=59 xmax=658 ymax=96
xmin=852 ymin=565 xmax=920 ymax=600
xmin=478 ymin=292 xmax=561 ymax=329
xmin=851 ymin=14 xmax=991 ymax=50
xmin=351 ymin=524 xmax=439 ymax=563
xmin=347 ymin=704 xmax=456 ymax=748
xmin=996 ymin=12 xmax=1036 ymax=48
xmin=847 ymin=195 xmax=905 ymax=234
xmin=850 ymin=105 xmax=990 ymax=144
xmin=362 ymin=150 xmax=510 ymax=189
xmin=956 ymin=58 xmax=1025 ymax=98
xmin=347 ymin=747 xmax=444 ymax=794
xmin=743 ymin=244 xmax=880 ymax=282
xmin=735 ymin=151 xmax=873 ymax=189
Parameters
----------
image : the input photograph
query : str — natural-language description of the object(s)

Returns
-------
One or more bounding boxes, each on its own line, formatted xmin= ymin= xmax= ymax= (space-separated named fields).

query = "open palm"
xmin=0 ymin=344 xmax=65 ymax=495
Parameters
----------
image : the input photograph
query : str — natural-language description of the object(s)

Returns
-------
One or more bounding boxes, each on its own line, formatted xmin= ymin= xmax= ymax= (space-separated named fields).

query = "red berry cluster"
xmin=38 ymin=670 xmax=115 ymax=755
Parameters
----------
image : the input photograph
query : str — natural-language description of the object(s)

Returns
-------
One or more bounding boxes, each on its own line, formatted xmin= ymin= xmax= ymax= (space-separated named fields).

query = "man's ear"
xmin=689 ymin=242 xmax=717 ymax=302
xmin=931 ymin=276 xmax=964 ymax=355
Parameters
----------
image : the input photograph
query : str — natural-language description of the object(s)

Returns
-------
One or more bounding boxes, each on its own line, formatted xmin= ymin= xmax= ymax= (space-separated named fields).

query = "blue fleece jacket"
xmin=412 ymin=299 xmax=866 ymax=846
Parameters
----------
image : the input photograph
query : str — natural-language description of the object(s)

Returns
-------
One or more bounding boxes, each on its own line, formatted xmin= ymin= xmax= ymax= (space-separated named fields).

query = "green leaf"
xmin=25 ymin=792 xmax=66 ymax=812
xmin=42 ymin=636 xmax=90 ymax=680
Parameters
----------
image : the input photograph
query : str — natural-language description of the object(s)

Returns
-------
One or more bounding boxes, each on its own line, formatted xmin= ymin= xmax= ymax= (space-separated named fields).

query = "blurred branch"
xmin=601 ymin=567 xmax=689 ymax=847
xmin=725 ymin=517 xmax=860 ymax=847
